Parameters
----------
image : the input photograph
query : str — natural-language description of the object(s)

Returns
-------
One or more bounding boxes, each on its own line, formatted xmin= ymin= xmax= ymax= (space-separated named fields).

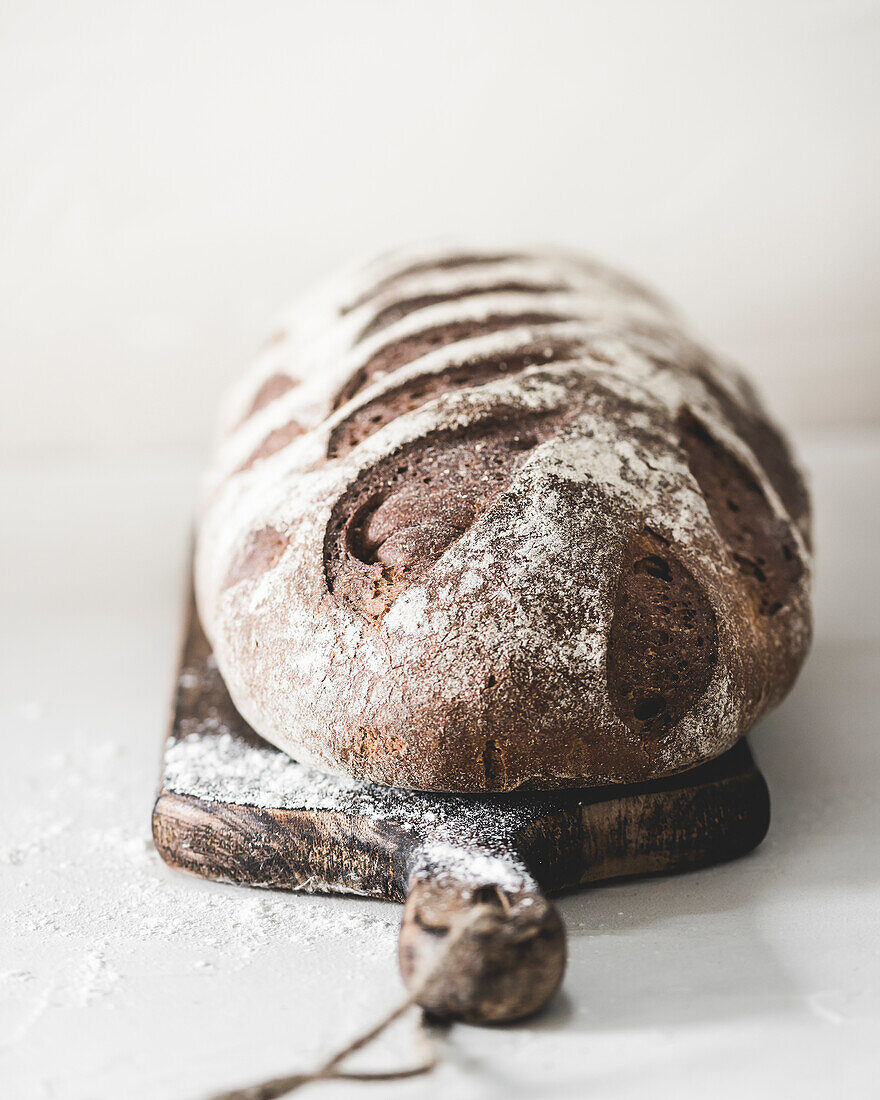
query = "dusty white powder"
xmin=0 ymin=731 xmax=406 ymax=1055
xmin=163 ymin=718 xmax=545 ymax=893
xmin=164 ymin=729 xmax=368 ymax=812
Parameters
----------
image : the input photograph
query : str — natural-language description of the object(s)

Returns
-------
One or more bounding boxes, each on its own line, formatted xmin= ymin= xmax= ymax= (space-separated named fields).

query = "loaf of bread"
xmin=195 ymin=243 xmax=811 ymax=793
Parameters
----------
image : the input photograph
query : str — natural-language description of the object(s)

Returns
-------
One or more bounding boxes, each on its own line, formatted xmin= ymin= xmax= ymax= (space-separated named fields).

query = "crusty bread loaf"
xmin=195 ymin=243 xmax=812 ymax=793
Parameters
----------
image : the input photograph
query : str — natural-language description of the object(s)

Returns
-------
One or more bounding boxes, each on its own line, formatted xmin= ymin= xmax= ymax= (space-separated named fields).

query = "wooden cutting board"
xmin=152 ymin=582 xmax=770 ymax=1024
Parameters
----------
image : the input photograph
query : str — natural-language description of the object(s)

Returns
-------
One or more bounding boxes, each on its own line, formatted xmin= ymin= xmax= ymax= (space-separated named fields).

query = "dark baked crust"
xmin=606 ymin=528 xmax=719 ymax=739
xmin=324 ymin=413 xmax=567 ymax=618
xmin=197 ymin=244 xmax=812 ymax=792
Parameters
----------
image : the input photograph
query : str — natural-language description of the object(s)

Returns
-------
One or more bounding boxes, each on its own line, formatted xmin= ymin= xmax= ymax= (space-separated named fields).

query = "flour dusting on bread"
xmin=196 ymin=243 xmax=812 ymax=793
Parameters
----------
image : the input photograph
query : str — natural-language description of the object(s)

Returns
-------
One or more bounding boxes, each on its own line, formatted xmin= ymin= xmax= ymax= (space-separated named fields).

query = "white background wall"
xmin=2 ymin=0 xmax=878 ymax=463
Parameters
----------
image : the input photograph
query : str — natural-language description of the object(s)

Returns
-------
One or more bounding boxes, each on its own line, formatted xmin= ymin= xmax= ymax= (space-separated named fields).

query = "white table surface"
xmin=2 ymin=429 xmax=878 ymax=1100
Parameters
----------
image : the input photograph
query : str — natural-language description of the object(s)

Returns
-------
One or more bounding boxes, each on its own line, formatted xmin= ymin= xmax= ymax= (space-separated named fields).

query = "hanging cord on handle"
xmin=208 ymin=901 xmax=495 ymax=1100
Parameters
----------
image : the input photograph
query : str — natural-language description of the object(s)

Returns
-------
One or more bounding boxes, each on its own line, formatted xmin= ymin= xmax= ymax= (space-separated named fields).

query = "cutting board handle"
xmin=398 ymin=844 xmax=566 ymax=1024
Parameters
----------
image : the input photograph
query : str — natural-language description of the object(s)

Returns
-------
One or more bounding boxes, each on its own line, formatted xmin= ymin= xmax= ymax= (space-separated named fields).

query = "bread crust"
xmin=195 ymin=244 xmax=811 ymax=792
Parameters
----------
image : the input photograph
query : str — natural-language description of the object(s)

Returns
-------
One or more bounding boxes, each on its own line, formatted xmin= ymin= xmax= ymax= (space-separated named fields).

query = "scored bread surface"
xmin=195 ymin=243 xmax=812 ymax=793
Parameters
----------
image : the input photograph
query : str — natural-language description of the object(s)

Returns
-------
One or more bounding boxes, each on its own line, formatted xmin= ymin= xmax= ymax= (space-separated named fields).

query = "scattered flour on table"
xmin=0 ymin=733 xmax=400 ymax=1049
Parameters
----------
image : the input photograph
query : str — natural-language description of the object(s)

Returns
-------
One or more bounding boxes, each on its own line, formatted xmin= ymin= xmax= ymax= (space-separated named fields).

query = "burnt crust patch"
xmin=678 ymin=409 xmax=803 ymax=617
xmin=607 ymin=529 xmax=718 ymax=739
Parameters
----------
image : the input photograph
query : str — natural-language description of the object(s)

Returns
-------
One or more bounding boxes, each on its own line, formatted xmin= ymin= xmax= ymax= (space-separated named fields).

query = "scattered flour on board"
xmin=163 ymin=724 xmax=543 ymax=898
